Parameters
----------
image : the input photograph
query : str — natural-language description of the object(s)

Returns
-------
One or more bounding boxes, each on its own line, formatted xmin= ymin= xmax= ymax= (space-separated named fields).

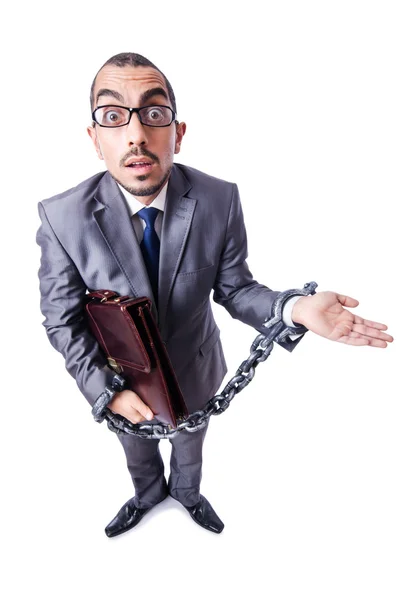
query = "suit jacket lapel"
xmin=93 ymin=171 xmax=159 ymax=321
xmin=158 ymin=164 xmax=196 ymax=336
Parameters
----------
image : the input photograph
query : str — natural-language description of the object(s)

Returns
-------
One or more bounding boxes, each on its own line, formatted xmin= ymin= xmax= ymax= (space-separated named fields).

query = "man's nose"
xmin=126 ymin=112 xmax=148 ymax=146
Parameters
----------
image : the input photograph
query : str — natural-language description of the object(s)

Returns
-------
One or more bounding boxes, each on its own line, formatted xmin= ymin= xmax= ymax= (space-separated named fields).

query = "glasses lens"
xmin=139 ymin=106 xmax=173 ymax=126
xmin=94 ymin=106 xmax=130 ymax=127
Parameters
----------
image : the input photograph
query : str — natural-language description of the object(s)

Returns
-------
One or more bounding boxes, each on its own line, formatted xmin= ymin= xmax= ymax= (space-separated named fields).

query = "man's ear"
xmin=174 ymin=121 xmax=186 ymax=154
xmin=87 ymin=125 xmax=103 ymax=160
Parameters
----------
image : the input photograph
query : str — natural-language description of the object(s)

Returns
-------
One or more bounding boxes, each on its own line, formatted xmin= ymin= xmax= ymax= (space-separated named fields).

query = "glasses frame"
xmin=92 ymin=104 xmax=177 ymax=128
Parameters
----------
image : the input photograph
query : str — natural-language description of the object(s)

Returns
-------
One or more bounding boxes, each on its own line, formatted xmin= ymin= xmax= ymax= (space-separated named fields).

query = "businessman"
xmin=36 ymin=52 xmax=393 ymax=537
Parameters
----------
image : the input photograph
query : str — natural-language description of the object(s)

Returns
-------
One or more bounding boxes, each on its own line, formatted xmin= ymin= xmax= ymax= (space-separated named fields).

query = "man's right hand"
xmin=107 ymin=389 xmax=154 ymax=423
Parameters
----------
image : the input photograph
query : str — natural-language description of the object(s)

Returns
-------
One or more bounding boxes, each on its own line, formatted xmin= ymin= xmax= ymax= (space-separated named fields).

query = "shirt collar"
xmin=116 ymin=180 xmax=168 ymax=216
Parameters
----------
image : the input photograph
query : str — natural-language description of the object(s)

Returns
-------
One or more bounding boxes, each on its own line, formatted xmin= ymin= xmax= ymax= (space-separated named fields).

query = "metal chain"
xmin=103 ymin=281 xmax=318 ymax=439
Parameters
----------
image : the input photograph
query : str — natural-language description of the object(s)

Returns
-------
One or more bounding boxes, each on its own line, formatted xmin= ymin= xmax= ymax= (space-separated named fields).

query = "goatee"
xmin=112 ymin=167 xmax=172 ymax=198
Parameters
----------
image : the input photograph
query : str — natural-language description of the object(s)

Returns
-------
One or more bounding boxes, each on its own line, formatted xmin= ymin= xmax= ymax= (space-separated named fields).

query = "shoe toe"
xmin=105 ymin=498 xmax=146 ymax=537
xmin=186 ymin=495 xmax=224 ymax=534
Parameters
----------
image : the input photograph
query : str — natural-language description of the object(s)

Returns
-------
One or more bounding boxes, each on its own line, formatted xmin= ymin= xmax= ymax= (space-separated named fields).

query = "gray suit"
xmin=36 ymin=162 xmax=304 ymax=507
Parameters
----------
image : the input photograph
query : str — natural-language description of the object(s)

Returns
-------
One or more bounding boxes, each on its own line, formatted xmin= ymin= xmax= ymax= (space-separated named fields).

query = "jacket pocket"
xmin=175 ymin=263 xmax=215 ymax=282
xmin=199 ymin=326 xmax=221 ymax=356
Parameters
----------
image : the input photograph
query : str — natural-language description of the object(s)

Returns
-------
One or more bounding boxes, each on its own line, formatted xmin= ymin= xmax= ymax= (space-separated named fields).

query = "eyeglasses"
xmin=92 ymin=104 xmax=177 ymax=128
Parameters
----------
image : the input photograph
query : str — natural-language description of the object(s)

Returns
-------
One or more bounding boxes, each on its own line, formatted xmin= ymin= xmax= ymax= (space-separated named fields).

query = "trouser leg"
xmin=116 ymin=432 xmax=168 ymax=509
xmin=167 ymin=422 xmax=209 ymax=507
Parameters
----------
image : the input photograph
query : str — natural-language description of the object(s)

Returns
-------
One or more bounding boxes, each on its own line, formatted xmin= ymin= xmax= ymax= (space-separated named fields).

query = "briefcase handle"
xmin=86 ymin=289 xmax=131 ymax=303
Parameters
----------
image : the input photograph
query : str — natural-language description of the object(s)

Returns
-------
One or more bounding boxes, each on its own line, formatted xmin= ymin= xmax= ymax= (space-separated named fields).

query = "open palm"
xmin=293 ymin=291 xmax=393 ymax=347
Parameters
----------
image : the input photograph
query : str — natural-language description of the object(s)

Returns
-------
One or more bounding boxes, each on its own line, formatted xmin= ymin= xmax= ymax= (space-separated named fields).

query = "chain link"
xmin=103 ymin=281 xmax=317 ymax=438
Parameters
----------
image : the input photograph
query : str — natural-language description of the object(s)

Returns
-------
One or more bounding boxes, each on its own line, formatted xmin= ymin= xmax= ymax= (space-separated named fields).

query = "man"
xmin=36 ymin=52 xmax=393 ymax=537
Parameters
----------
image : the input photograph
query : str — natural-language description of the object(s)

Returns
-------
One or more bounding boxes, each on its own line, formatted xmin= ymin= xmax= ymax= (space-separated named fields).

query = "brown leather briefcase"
xmin=84 ymin=290 xmax=189 ymax=427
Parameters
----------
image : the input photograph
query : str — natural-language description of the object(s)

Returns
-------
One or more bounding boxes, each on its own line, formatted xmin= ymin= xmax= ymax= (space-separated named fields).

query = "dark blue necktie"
xmin=137 ymin=207 xmax=160 ymax=305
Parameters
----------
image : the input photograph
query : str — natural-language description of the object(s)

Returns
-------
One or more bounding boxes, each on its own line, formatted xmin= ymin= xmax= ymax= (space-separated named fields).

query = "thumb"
xmin=129 ymin=390 xmax=154 ymax=420
xmin=337 ymin=294 xmax=359 ymax=308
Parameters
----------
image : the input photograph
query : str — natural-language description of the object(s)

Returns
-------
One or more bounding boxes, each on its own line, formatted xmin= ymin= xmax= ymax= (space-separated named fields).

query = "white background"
xmin=1 ymin=1 xmax=396 ymax=599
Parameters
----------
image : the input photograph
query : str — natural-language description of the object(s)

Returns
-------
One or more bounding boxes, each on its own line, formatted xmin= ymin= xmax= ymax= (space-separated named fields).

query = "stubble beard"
xmin=112 ymin=165 xmax=173 ymax=198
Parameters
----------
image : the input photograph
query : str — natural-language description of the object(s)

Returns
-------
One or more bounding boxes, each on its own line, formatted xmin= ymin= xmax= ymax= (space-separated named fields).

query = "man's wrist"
xmin=282 ymin=295 xmax=305 ymax=328
xmin=91 ymin=373 xmax=127 ymax=423
xmin=291 ymin=296 xmax=310 ymax=327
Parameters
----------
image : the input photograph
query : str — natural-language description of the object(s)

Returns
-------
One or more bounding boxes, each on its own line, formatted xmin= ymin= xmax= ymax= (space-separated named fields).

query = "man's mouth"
xmin=125 ymin=161 xmax=154 ymax=173
xmin=126 ymin=161 xmax=151 ymax=167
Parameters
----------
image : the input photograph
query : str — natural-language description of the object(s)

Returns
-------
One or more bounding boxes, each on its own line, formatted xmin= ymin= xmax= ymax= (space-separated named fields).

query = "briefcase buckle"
xmin=107 ymin=356 xmax=123 ymax=373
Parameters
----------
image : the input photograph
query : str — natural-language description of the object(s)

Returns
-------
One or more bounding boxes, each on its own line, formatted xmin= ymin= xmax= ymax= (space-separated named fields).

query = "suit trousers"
xmin=116 ymin=421 xmax=209 ymax=509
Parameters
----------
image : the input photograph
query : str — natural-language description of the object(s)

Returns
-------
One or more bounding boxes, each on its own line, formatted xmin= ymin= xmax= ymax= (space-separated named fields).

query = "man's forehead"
xmin=94 ymin=65 xmax=167 ymax=95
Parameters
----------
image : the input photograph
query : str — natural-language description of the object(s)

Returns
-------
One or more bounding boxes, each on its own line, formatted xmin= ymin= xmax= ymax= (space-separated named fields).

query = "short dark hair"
xmin=90 ymin=52 xmax=177 ymax=114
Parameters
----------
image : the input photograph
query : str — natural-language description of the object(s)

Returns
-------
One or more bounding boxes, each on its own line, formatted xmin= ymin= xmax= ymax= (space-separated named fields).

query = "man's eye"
xmin=105 ymin=111 xmax=122 ymax=122
xmin=148 ymin=108 xmax=164 ymax=120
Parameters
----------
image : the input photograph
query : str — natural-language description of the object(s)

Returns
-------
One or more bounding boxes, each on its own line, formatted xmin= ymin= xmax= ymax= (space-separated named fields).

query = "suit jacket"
xmin=36 ymin=163 xmax=305 ymax=414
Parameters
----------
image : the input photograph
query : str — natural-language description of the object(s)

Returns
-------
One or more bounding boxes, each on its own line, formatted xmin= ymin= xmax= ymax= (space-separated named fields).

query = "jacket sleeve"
xmin=36 ymin=201 xmax=116 ymax=406
xmin=212 ymin=183 xmax=305 ymax=352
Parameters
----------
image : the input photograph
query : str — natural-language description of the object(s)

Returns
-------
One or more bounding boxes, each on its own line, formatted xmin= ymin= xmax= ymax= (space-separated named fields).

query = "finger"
xmin=352 ymin=323 xmax=394 ymax=342
xmin=336 ymin=294 xmax=360 ymax=308
xmin=365 ymin=337 xmax=388 ymax=347
xmin=339 ymin=332 xmax=388 ymax=347
xmin=127 ymin=408 xmax=146 ymax=424
xmin=124 ymin=408 xmax=152 ymax=424
xmin=108 ymin=405 xmax=148 ymax=424
xmin=129 ymin=393 xmax=154 ymax=421
xmin=352 ymin=314 xmax=390 ymax=331
xmin=337 ymin=335 xmax=370 ymax=346
xmin=357 ymin=335 xmax=388 ymax=348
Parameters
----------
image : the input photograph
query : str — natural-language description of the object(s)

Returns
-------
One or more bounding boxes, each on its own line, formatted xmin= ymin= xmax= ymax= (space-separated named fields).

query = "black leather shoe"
xmin=105 ymin=496 xmax=165 ymax=538
xmin=184 ymin=494 xmax=224 ymax=534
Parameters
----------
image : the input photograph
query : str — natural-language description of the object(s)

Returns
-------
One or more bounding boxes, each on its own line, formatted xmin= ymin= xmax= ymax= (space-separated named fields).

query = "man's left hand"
xmin=291 ymin=291 xmax=393 ymax=347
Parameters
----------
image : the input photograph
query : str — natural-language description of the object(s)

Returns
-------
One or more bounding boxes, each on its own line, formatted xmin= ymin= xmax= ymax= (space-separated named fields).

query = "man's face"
xmin=87 ymin=65 xmax=186 ymax=205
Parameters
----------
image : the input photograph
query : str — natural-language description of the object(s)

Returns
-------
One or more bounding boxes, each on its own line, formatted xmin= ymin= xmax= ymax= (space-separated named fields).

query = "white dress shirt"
xmin=116 ymin=180 xmax=168 ymax=242
xmin=116 ymin=181 xmax=303 ymax=337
